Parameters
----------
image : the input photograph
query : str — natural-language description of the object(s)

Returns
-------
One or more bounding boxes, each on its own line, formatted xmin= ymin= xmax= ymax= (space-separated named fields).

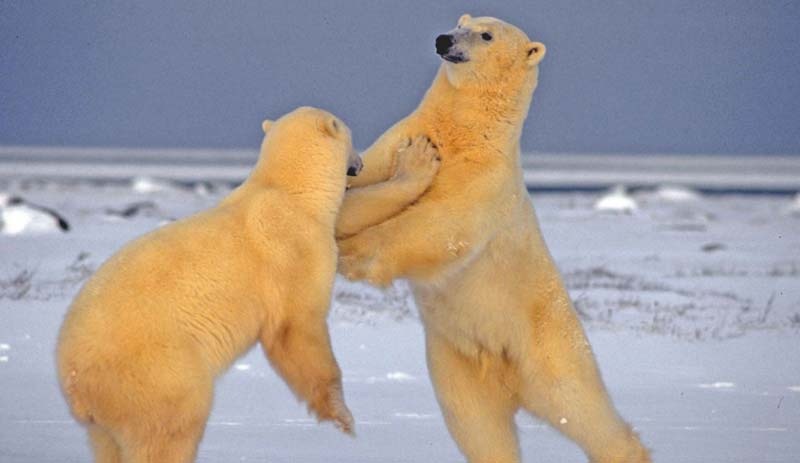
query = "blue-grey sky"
xmin=2 ymin=1 xmax=799 ymax=154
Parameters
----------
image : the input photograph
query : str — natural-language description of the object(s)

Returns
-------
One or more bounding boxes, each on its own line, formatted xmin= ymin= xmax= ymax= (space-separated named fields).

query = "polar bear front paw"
xmin=309 ymin=383 xmax=355 ymax=436
xmin=391 ymin=135 xmax=441 ymax=188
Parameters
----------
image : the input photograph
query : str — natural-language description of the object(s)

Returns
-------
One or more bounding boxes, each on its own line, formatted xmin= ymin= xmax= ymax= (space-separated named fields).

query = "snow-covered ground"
xmin=1 ymin=176 xmax=798 ymax=462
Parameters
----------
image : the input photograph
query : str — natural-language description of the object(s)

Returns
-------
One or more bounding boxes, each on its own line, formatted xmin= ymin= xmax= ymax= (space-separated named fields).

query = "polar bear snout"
xmin=436 ymin=33 xmax=468 ymax=63
xmin=347 ymin=152 xmax=363 ymax=177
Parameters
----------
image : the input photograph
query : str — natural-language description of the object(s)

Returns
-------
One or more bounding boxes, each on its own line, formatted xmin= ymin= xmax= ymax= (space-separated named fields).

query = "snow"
xmin=653 ymin=185 xmax=700 ymax=202
xmin=0 ymin=194 xmax=66 ymax=235
xmin=385 ymin=372 xmax=415 ymax=382
xmin=787 ymin=192 xmax=800 ymax=215
xmin=130 ymin=175 xmax=180 ymax=194
xmin=0 ymin=178 xmax=798 ymax=462
xmin=697 ymin=382 xmax=736 ymax=389
xmin=365 ymin=372 xmax=417 ymax=384
xmin=593 ymin=185 xmax=638 ymax=212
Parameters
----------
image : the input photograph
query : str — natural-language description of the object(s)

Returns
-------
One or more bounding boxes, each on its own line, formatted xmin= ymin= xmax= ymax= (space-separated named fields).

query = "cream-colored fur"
xmin=339 ymin=15 xmax=651 ymax=463
xmin=336 ymin=136 xmax=440 ymax=239
xmin=57 ymin=107 xmax=360 ymax=463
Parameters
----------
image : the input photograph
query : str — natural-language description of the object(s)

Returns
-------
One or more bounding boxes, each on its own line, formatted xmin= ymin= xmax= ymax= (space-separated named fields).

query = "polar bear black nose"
xmin=347 ymin=156 xmax=363 ymax=177
xmin=436 ymin=34 xmax=454 ymax=55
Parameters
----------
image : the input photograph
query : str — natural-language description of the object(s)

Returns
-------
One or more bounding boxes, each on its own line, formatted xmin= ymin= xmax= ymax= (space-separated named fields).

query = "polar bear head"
xmin=258 ymin=106 xmax=362 ymax=180
xmin=435 ymin=15 xmax=546 ymax=87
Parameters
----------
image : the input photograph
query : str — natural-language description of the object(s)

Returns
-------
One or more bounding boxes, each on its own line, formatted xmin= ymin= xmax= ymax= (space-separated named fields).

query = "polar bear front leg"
xmin=336 ymin=136 xmax=440 ymax=239
xmin=339 ymin=184 xmax=500 ymax=285
xmin=426 ymin=329 xmax=521 ymax=463
xmin=346 ymin=120 xmax=411 ymax=189
xmin=339 ymin=208 xmax=476 ymax=285
xmin=261 ymin=316 xmax=354 ymax=435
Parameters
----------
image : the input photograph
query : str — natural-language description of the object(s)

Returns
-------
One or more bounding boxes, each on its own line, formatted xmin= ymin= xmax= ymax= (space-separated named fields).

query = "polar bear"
xmin=336 ymin=136 xmax=441 ymax=239
xmin=339 ymin=16 xmax=651 ymax=463
xmin=57 ymin=107 xmax=394 ymax=463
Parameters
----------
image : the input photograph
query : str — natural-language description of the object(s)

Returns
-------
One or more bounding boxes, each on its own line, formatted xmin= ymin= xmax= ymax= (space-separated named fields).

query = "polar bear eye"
xmin=481 ymin=32 xmax=493 ymax=41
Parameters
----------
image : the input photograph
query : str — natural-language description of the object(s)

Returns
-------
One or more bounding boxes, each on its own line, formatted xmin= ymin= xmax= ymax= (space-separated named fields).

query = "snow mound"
xmin=654 ymin=185 xmax=700 ymax=202
xmin=193 ymin=181 xmax=217 ymax=196
xmin=0 ymin=193 xmax=69 ymax=235
xmin=386 ymin=371 xmax=416 ymax=382
xmin=786 ymin=192 xmax=800 ymax=215
xmin=593 ymin=185 xmax=638 ymax=213
xmin=365 ymin=371 xmax=417 ymax=384
xmin=104 ymin=201 xmax=160 ymax=220
xmin=131 ymin=176 xmax=180 ymax=194
xmin=697 ymin=381 xmax=736 ymax=389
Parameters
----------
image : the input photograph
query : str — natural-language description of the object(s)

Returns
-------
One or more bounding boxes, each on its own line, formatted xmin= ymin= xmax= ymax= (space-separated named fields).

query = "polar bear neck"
xmin=416 ymin=66 xmax=539 ymax=159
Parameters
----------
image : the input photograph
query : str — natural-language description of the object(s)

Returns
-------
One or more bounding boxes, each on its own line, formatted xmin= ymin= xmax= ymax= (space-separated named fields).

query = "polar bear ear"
xmin=261 ymin=119 xmax=274 ymax=134
xmin=458 ymin=14 xmax=472 ymax=27
xmin=320 ymin=116 xmax=341 ymax=138
xmin=526 ymin=42 xmax=546 ymax=66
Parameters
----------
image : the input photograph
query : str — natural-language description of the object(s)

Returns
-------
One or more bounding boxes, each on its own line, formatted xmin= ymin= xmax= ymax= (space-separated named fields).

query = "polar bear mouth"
xmin=441 ymin=53 xmax=469 ymax=63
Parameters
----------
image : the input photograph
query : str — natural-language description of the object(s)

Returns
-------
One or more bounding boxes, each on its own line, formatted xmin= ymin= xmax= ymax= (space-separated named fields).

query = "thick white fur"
xmin=339 ymin=16 xmax=651 ymax=463
xmin=57 ymin=107 xmax=358 ymax=463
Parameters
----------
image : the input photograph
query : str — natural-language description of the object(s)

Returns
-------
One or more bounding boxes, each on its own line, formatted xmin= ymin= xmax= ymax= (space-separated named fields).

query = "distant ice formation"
xmin=104 ymin=201 xmax=159 ymax=220
xmin=697 ymin=381 xmax=736 ymax=389
xmin=654 ymin=185 xmax=700 ymax=202
xmin=131 ymin=176 xmax=176 ymax=194
xmin=787 ymin=192 xmax=800 ymax=216
xmin=0 ymin=193 xmax=70 ymax=235
xmin=594 ymin=185 xmax=638 ymax=213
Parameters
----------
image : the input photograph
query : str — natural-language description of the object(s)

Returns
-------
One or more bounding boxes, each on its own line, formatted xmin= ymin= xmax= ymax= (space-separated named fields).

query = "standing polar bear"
xmin=339 ymin=15 xmax=651 ymax=463
xmin=57 ymin=107 xmax=366 ymax=463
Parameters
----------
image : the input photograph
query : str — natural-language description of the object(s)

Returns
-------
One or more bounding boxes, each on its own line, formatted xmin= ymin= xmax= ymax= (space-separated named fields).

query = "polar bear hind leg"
xmin=426 ymin=330 xmax=521 ymax=463
xmin=121 ymin=419 xmax=206 ymax=463
xmin=518 ymin=301 xmax=651 ymax=463
xmin=114 ymin=371 xmax=212 ymax=463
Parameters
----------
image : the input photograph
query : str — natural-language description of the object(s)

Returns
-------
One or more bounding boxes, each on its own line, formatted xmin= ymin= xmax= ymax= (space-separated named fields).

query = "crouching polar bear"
xmin=339 ymin=15 xmax=651 ymax=463
xmin=55 ymin=107 xmax=443 ymax=463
